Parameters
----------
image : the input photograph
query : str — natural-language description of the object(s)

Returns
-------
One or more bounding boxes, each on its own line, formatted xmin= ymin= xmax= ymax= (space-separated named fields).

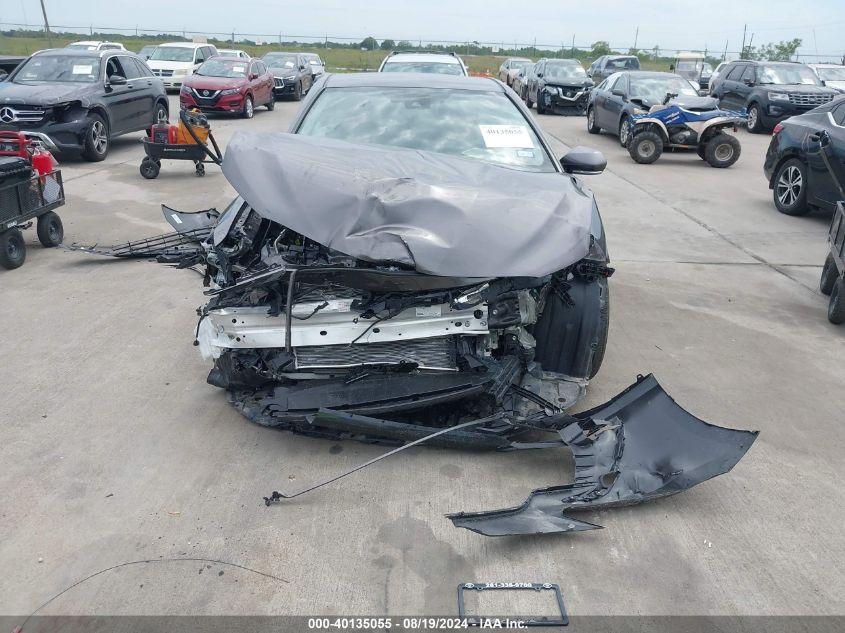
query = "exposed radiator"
xmin=295 ymin=336 xmax=457 ymax=371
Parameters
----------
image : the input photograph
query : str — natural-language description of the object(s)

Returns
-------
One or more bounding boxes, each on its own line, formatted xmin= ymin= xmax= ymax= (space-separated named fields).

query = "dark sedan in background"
xmin=526 ymin=58 xmax=593 ymax=114
xmin=586 ymin=71 xmax=699 ymax=145
xmin=764 ymin=96 xmax=845 ymax=216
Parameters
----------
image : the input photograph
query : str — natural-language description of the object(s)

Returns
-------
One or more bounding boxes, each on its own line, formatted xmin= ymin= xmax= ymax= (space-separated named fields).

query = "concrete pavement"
xmin=1 ymin=95 xmax=843 ymax=618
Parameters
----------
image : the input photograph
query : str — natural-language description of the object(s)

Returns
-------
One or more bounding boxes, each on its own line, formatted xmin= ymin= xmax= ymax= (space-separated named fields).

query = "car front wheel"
xmin=773 ymin=158 xmax=809 ymax=215
xmin=81 ymin=113 xmax=109 ymax=162
xmin=242 ymin=95 xmax=254 ymax=119
xmin=746 ymin=103 xmax=764 ymax=133
xmin=618 ymin=116 xmax=630 ymax=146
xmin=587 ymin=107 xmax=600 ymax=133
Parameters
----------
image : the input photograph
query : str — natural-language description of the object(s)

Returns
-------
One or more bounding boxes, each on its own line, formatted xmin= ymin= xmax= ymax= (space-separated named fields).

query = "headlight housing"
xmin=180 ymin=85 xmax=190 ymax=94
xmin=220 ymin=88 xmax=240 ymax=96
xmin=283 ymin=75 xmax=296 ymax=81
xmin=768 ymin=92 xmax=789 ymax=102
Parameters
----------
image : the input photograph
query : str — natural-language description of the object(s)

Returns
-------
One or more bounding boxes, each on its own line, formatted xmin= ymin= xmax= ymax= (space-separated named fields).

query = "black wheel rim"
xmin=7 ymin=239 xmax=19 ymax=260
xmin=49 ymin=220 xmax=60 ymax=242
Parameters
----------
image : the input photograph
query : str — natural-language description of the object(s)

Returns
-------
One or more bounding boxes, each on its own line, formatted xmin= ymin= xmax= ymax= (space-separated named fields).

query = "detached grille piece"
xmin=788 ymin=93 xmax=834 ymax=107
xmin=295 ymin=336 xmax=457 ymax=371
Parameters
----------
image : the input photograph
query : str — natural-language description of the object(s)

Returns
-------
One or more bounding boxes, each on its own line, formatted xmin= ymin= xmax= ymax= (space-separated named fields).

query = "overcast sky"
xmin=4 ymin=0 xmax=844 ymax=58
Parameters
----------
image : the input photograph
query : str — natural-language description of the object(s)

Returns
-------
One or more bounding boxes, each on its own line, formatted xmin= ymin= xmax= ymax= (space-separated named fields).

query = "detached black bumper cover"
xmin=448 ymin=374 xmax=758 ymax=536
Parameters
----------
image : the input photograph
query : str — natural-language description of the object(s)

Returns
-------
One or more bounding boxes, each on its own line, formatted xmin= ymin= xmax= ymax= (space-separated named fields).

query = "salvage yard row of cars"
xmin=0 ymin=42 xmax=327 ymax=160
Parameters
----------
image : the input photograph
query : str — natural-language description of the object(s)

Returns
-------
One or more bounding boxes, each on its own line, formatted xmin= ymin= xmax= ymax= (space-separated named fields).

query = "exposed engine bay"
xmin=66 ymin=133 xmax=757 ymax=535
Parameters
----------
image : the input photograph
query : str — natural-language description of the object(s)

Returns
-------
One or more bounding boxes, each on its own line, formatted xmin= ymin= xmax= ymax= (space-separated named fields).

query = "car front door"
xmin=811 ymin=103 xmax=845 ymax=207
xmin=298 ymin=55 xmax=312 ymax=92
xmin=735 ymin=64 xmax=757 ymax=108
xmin=605 ymin=74 xmax=628 ymax=132
xmin=248 ymin=61 xmax=264 ymax=104
xmin=101 ymin=55 xmax=141 ymax=134
xmin=531 ymin=61 xmax=545 ymax=102
xmin=117 ymin=54 xmax=155 ymax=131
xmin=594 ymin=75 xmax=619 ymax=128
xmin=720 ymin=63 xmax=746 ymax=109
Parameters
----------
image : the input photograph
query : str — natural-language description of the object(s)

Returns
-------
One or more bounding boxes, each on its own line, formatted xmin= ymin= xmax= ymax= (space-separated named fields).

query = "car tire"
xmin=618 ymin=115 xmax=630 ymax=146
xmin=829 ymin=275 xmax=845 ymax=325
xmin=628 ymin=131 xmax=663 ymax=164
xmin=80 ymin=113 xmax=109 ymax=162
xmin=704 ymin=133 xmax=741 ymax=168
xmin=586 ymin=107 xmax=600 ymax=133
xmin=821 ymin=253 xmax=838 ymax=296
xmin=36 ymin=211 xmax=63 ymax=247
xmin=526 ymin=92 xmax=534 ymax=109
xmin=746 ymin=103 xmax=764 ymax=134
xmin=140 ymin=157 xmax=160 ymax=179
xmin=242 ymin=95 xmax=254 ymax=119
xmin=266 ymin=96 xmax=275 ymax=111
xmin=536 ymin=92 xmax=546 ymax=115
xmin=773 ymin=158 xmax=810 ymax=216
xmin=293 ymin=81 xmax=303 ymax=101
xmin=146 ymin=102 xmax=169 ymax=136
xmin=0 ymin=228 xmax=26 ymax=270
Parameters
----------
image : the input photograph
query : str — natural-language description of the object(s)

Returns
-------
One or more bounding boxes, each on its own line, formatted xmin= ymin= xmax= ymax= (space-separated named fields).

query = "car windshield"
xmin=676 ymin=60 xmax=713 ymax=74
xmin=14 ymin=54 xmax=100 ymax=83
xmin=298 ymin=87 xmax=554 ymax=172
xmin=139 ymin=46 xmax=156 ymax=55
xmin=629 ymin=76 xmax=699 ymax=101
xmin=382 ymin=61 xmax=463 ymax=75
xmin=757 ymin=64 xmax=820 ymax=85
xmin=607 ymin=57 xmax=639 ymax=70
xmin=196 ymin=59 xmax=248 ymax=78
xmin=817 ymin=67 xmax=845 ymax=81
xmin=263 ymin=54 xmax=297 ymax=69
xmin=150 ymin=47 xmax=196 ymax=62
xmin=544 ymin=63 xmax=587 ymax=81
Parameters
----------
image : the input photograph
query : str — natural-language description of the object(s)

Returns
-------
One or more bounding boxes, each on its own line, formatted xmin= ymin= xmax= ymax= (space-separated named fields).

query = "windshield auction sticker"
xmin=479 ymin=124 xmax=533 ymax=148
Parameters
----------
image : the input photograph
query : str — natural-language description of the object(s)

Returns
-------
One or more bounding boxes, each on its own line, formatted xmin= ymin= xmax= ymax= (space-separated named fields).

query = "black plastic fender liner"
xmin=448 ymin=374 xmax=759 ymax=536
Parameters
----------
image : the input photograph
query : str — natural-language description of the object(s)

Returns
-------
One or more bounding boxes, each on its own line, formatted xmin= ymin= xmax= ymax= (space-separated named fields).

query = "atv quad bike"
xmin=627 ymin=92 xmax=746 ymax=167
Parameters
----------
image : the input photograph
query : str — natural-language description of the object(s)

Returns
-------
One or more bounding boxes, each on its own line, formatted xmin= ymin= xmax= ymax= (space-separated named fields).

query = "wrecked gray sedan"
xmin=71 ymin=73 xmax=757 ymax=535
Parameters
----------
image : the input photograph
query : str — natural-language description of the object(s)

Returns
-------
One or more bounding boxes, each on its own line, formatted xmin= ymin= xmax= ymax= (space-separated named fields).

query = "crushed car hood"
xmin=221 ymin=133 xmax=594 ymax=277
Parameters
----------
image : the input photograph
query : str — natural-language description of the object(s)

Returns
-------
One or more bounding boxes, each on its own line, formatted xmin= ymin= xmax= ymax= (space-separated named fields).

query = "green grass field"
xmin=0 ymin=32 xmax=669 ymax=74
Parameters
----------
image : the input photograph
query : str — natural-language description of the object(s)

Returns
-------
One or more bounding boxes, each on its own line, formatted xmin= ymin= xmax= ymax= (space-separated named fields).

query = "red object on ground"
xmin=31 ymin=148 xmax=55 ymax=176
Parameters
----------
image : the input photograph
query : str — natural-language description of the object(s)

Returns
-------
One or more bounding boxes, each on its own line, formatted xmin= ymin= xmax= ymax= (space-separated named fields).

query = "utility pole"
xmin=813 ymin=29 xmax=818 ymax=61
xmin=39 ymin=0 xmax=51 ymax=46
xmin=740 ymin=24 xmax=747 ymax=58
xmin=723 ymin=39 xmax=728 ymax=61
xmin=633 ymin=26 xmax=638 ymax=52
xmin=571 ymin=34 xmax=575 ymax=56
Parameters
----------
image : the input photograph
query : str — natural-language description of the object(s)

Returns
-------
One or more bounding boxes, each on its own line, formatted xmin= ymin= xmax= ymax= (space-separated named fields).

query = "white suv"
xmin=147 ymin=42 xmax=218 ymax=90
xmin=66 ymin=41 xmax=126 ymax=52
xmin=378 ymin=51 xmax=468 ymax=76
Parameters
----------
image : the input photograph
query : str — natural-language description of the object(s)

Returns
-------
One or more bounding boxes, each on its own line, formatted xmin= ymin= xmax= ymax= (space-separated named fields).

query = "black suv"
xmin=262 ymin=52 xmax=314 ymax=101
xmin=711 ymin=60 xmax=838 ymax=133
xmin=526 ymin=58 xmax=593 ymax=114
xmin=0 ymin=49 xmax=168 ymax=161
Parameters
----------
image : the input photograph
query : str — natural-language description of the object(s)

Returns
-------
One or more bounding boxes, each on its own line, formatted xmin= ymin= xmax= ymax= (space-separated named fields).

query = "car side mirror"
xmin=249 ymin=73 xmax=258 ymax=80
xmin=108 ymin=74 xmax=127 ymax=85
xmin=743 ymin=78 xmax=755 ymax=86
xmin=300 ymin=65 xmax=307 ymax=71
xmin=536 ymin=72 xmax=543 ymax=78
xmin=560 ymin=147 xmax=606 ymax=175
xmin=611 ymin=88 xmax=626 ymax=99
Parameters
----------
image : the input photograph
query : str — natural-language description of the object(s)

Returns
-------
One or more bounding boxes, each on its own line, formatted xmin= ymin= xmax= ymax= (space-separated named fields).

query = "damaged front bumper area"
xmin=448 ymin=374 xmax=758 ymax=535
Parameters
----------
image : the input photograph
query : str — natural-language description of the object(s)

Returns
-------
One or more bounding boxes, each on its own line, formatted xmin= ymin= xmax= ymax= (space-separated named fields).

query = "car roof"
xmin=210 ymin=55 xmax=248 ymax=61
xmin=611 ymin=71 xmax=680 ymax=78
xmin=158 ymin=42 xmax=209 ymax=49
xmin=33 ymin=48 xmax=139 ymax=58
xmin=323 ymin=72 xmax=504 ymax=91
xmin=607 ymin=55 xmax=638 ymax=60
xmin=810 ymin=63 xmax=844 ymax=68
xmin=384 ymin=53 xmax=460 ymax=64
xmin=263 ymin=51 xmax=299 ymax=56
xmin=545 ymin=58 xmax=581 ymax=65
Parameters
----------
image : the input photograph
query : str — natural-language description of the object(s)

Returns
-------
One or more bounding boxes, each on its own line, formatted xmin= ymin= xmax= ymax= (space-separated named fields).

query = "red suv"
xmin=180 ymin=57 xmax=274 ymax=118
